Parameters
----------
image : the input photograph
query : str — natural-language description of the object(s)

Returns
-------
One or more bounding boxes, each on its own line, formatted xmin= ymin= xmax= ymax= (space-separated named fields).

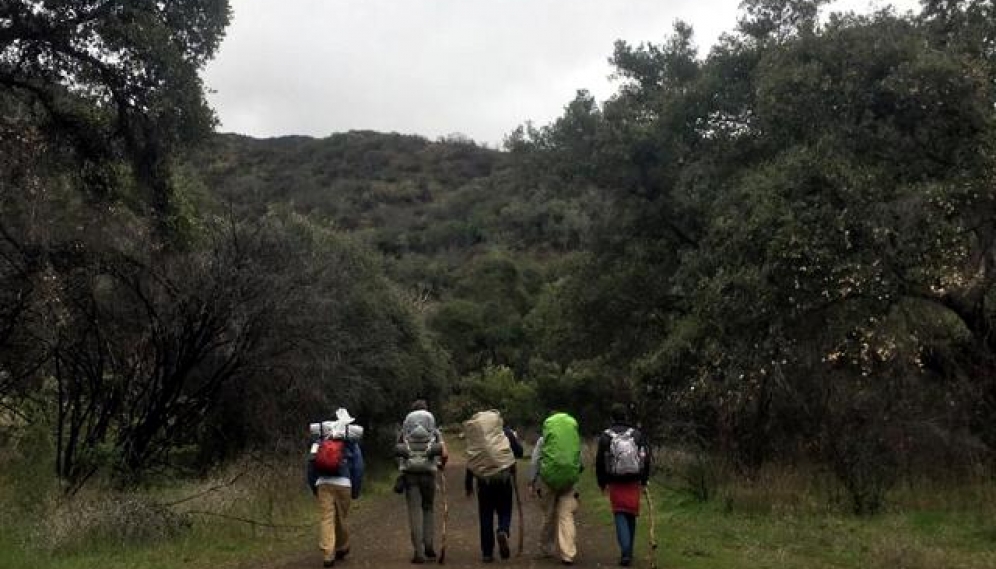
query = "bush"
xmin=443 ymin=365 xmax=541 ymax=429
xmin=828 ymin=423 xmax=900 ymax=516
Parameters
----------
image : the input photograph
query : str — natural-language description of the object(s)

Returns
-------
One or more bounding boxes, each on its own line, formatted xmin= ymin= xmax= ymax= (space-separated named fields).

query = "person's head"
xmin=610 ymin=403 xmax=628 ymax=424
xmin=411 ymin=399 xmax=428 ymax=412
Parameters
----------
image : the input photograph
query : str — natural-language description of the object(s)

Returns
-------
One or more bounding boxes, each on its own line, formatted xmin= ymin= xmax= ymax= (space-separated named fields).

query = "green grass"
xmin=576 ymin=468 xmax=996 ymax=569
xmin=0 ymin=455 xmax=400 ymax=569
xmin=4 ymin=439 xmax=995 ymax=569
xmin=0 ymin=520 xmax=308 ymax=569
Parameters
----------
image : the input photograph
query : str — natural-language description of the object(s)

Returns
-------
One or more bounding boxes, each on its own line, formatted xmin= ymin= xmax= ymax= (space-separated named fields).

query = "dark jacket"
xmin=595 ymin=423 xmax=651 ymax=489
xmin=465 ymin=427 xmax=524 ymax=494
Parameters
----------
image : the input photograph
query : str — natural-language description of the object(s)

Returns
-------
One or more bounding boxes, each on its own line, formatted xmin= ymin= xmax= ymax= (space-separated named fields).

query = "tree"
xmin=0 ymin=0 xmax=230 ymax=238
xmin=521 ymin=1 xmax=996 ymax=507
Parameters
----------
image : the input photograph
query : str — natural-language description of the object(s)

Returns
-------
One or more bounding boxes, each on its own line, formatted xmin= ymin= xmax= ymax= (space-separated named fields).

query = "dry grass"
xmin=19 ymin=455 xmax=313 ymax=555
xmin=867 ymin=534 xmax=996 ymax=569
xmin=29 ymin=494 xmax=191 ymax=552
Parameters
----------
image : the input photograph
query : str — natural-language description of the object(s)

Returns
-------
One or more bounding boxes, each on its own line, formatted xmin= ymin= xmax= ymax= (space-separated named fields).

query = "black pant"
xmin=476 ymin=476 xmax=513 ymax=557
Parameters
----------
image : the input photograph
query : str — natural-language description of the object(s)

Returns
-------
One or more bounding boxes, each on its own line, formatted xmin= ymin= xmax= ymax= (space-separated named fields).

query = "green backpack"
xmin=539 ymin=412 xmax=581 ymax=492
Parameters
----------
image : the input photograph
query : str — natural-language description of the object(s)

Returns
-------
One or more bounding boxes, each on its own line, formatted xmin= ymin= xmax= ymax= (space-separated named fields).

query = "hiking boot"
xmin=496 ymin=531 xmax=510 ymax=559
xmin=424 ymin=548 xmax=437 ymax=559
xmin=335 ymin=548 xmax=350 ymax=560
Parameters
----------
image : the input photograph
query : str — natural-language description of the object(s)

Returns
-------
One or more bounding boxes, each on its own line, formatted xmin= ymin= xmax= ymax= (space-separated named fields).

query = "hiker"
xmin=396 ymin=399 xmax=448 ymax=564
xmin=464 ymin=410 xmax=525 ymax=562
xmin=310 ymin=408 xmax=365 ymax=568
xmin=529 ymin=411 xmax=582 ymax=565
xmin=596 ymin=404 xmax=651 ymax=567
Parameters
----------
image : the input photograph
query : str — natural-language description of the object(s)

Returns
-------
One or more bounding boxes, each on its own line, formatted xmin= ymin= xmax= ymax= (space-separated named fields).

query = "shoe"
xmin=411 ymin=555 xmax=426 ymax=564
xmin=424 ymin=548 xmax=437 ymax=559
xmin=322 ymin=560 xmax=334 ymax=568
xmin=482 ymin=555 xmax=494 ymax=563
xmin=335 ymin=548 xmax=350 ymax=560
xmin=620 ymin=557 xmax=632 ymax=566
xmin=561 ymin=560 xmax=575 ymax=566
xmin=496 ymin=531 xmax=510 ymax=559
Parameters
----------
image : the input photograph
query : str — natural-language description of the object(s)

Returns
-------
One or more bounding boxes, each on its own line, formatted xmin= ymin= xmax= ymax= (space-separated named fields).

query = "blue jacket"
xmin=346 ymin=441 xmax=364 ymax=498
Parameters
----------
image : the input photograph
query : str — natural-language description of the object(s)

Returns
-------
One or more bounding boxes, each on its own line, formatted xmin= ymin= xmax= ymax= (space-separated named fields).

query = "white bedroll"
xmin=463 ymin=410 xmax=515 ymax=478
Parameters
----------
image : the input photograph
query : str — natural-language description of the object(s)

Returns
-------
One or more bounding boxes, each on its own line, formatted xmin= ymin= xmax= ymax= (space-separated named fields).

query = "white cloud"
xmin=202 ymin=0 xmax=921 ymax=146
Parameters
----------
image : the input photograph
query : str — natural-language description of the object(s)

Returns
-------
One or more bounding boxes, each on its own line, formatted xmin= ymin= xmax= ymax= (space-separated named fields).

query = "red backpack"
xmin=315 ymin=439 xmax=346 ymax=475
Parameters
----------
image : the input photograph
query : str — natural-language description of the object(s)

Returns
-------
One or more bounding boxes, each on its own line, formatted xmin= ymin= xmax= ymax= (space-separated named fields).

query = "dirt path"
xmin=263 ymin=458 xmax=628 ymax=569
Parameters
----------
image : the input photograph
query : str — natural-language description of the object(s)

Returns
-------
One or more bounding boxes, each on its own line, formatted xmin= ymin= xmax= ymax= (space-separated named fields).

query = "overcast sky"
xmin=203 ymin=0 xmax=921 ymax=147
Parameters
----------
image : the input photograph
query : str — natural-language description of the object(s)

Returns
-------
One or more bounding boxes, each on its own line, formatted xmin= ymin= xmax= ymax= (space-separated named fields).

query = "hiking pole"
xmin=512 ymin=469 xmax=524 ymax=556
xmin=438 ymin=468 xmax=449 ymax=564
xmin=644 ymin=486 xmax=658 ymax=569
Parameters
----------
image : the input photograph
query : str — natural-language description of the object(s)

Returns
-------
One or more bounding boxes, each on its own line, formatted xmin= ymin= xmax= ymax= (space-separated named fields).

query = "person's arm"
xmin=306 ymin=457 xmax=318 ymax=496
xmin=639 ymin=430 xmax=651 ymax=486
xmin=595 ymin=431 xmax=609 ymax=490
xmin=529 ymin=436 xmax=544 ymax=486
xmin=505 ymin=427 xmax=524 ymax=459
xmin=577 ymin=425 xmax=584 ymax=474
xmin=465 ymin=468 xmax=474 ymax=496
xmin=436 ymin=430 xmax=449 ymax=467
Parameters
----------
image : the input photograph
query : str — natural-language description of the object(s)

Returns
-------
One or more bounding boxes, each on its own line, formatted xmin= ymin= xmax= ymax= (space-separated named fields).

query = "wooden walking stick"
xmin=512 ymin=469 xmax=524 ymax=556
xmin=438 ymin=468 xmax=449 ymax=564
xmin=644 ymin=486 xmax=658 ymax=569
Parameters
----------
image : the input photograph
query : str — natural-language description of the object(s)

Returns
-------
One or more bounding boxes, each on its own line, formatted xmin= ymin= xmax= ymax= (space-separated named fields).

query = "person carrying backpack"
xmin=463 ymin=410 xmax=524 ymax=563
xmin=596 ymin=404 xmax=651 ymax=567
xmin=310 ymin=408 xmax=365 ymax=568
xmin=396 ymin=399 xmax=448 ymax=564
xmin=529 ymin=411 xmax=581 ymax=565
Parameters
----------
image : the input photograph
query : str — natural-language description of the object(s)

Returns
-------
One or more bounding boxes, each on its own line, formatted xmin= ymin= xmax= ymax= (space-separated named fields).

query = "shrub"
xmin=443 ymin=365 xmax=541 ymax=429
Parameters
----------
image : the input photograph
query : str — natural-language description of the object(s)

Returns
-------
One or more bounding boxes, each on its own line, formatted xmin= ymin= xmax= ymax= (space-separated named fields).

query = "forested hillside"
xmin=183 ymin=0 xmax=996 ymax=517
xmin=186 ymin=130 xmax=602 ymax=388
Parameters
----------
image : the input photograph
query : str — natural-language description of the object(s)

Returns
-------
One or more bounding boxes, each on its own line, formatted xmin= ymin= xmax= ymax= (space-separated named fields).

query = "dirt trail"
xmin=262 ymin=457 xmax=630 ymax=569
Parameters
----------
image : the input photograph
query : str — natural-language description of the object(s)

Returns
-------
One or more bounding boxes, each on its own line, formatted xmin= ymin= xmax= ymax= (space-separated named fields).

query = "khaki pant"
xmin=317 ymin=484 xmax=352 ymax=561
xmin=539 ymin=481 xmax=578 ymax=562
xmin=404 ymin=471 xmax=436 ymax=558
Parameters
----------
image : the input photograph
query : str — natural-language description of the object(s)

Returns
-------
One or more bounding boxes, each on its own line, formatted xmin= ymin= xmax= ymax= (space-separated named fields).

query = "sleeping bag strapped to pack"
xmin=539 ymin=412 xmax=581 ymax=492
xmin=464 ymin=410 xmax=515 ymax=479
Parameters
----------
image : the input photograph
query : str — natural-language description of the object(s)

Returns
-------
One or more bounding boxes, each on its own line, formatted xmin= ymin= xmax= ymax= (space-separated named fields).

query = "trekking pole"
xmin=438 ymin=468 xmax=449 ymax=564
xmin=512 ymin=469 xmax=524 ymax=556
xmin=644 ymin=486 xmax=658 ymax=569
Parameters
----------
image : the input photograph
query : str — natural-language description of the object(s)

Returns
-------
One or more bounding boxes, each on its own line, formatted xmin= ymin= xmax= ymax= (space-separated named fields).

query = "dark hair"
xmin=610 ymin=403 xmax=628 ymax=423
xmin=411 ymin=399 xmax=428 ymax=411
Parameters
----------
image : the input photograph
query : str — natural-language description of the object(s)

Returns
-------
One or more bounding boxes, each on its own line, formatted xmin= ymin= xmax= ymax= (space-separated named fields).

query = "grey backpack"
xmin=606 ymin=428 xmax=644 ymax=476
xmin=397 ymin=424 xmax=441 ymax=473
